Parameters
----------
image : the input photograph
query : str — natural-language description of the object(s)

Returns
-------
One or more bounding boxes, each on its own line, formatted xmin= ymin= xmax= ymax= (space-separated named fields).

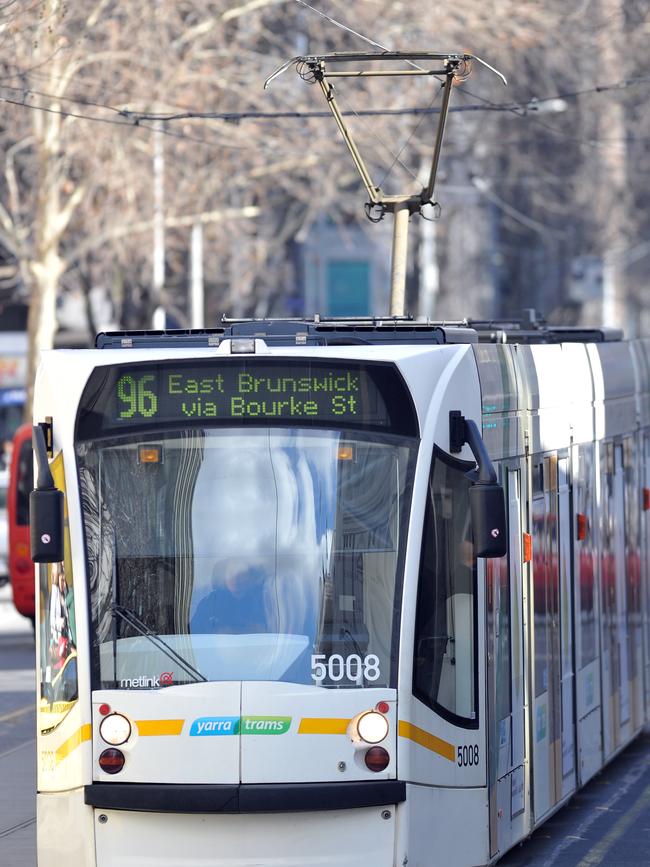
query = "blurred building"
xmin=0 ymin=307 xmax=28 ymax=466
xmin=298 ymin=219 xmax=393 ymax=317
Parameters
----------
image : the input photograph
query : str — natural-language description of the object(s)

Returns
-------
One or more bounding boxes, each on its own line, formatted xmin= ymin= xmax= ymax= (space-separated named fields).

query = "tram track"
xmin=0 ymin=736 xmax=36 ymax=853
xmin=537 ymin=739 xmax=650 ymax=867
xmin=0 ymin=703 xmax=34 ymax=725
xmin=0 ymin=816 xmax=35 ymax=840
xmin=0 ymin=714 xmax=36 ymax=759
xmin=0 ymin=589 xmax=39 ymax=861
xmin=0 ymin=736 xmax=35 ymax=761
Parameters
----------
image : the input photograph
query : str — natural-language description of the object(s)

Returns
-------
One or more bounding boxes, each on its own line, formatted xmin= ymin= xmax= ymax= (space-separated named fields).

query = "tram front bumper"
xmin=92 ymin=804 xmax=398 ymax=866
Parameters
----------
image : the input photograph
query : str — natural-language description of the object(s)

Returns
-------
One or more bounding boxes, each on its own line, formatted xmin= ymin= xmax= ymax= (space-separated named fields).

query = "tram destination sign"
xmin=77 ymin=359 xmax=418 ymax=436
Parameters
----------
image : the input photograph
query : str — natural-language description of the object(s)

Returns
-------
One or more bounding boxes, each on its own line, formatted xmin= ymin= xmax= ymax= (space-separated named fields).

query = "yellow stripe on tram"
xmin=136 ymin=719 xmax=185 ymax=737
xmin=298 ymin=717 xmax=350 ymax=735
xmin=55 ymin=723 xmax=92 ymax=764
xmin=398 ymin=720 xmax=455 ymax=763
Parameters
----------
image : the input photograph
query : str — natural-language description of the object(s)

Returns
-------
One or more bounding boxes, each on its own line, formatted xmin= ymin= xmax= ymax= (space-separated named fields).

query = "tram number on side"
xmin=311 ymin=653 xmax=381 ymax=684
xmin=457 ymin=745 xmax=480 ymax=768
xmin=456 ymin=744 xmax=479 ymax=768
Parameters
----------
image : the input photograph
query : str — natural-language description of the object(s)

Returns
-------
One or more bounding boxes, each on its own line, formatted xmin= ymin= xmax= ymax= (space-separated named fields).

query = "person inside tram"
xmin=190 ymin=558 xmax=271 ymax=635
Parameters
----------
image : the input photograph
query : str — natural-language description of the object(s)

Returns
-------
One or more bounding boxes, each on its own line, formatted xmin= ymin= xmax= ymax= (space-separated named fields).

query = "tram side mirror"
xmin=450 ymin=412 xmax=508 ymax=559
xmin=30 ymin=425 xmax=64 ymax=563
xmin=470 ymin=483 xmax=507 ymax=558
xmin=30 ymin=488 xmax=64 ymax=563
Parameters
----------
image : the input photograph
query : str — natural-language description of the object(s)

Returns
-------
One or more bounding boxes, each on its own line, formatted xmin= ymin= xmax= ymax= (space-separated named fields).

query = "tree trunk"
xmin=25 ymin=0 xmax=67 ymax=416
xmin=596 ymin=0 xmax=628 ymax=332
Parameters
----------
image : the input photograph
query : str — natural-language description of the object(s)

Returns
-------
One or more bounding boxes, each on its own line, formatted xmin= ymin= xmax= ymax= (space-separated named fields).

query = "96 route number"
xmin=457 ymin=745 xmax=479 ymax=767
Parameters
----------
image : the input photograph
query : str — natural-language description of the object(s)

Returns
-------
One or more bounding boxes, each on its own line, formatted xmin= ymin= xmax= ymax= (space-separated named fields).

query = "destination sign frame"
xmin=76 ymin=358 xmax=419 ymax=440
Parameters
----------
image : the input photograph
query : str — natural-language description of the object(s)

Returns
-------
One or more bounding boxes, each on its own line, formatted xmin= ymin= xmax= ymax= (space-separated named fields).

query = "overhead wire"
xmin=275 ymin=4 xmax=648 ymax=235
xmin=511 ymin=114 xmax=630 ymax=150
xmin=457 ymin=73 xmax=650 ymax=117
xmin=1 ymin=92 xmax=648 ymax=160
xmin=291 ymin=0 xmax=426 ymax=72
xmin=0 ymin=31 xmax=649 ymax=161
xmin=470 ymin=178 xmax=565 ymax=239
xmin=0 ymin=89 xmax=252 ymax=150
xmin=2 ymin=2 xmax=645 ymax=270
xmin=453 ymin=79 xmax=650 ymax=150
xmin=376 ymin=83 xmax=445 ymax=189
xmin=292 ymin=0 xmax=390 ymax=54
xmin=3 ymin=0 xmax=648 ymax=154
xmin=1 ymin=74 xmax=650 ymax=129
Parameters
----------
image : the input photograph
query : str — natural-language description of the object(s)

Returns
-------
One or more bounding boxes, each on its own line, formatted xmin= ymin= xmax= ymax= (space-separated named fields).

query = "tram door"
xmin=623 ymin=437 xmax=643 ymax=733
xmin=641 ymin=437 xmax=650 ymax=719
xmin=531 ymin=454 xmax=574 ymax=820
xmin=573 ymin=443 xmax=602 ymax=785
xmin=558 ymin=457 xmax=576 ymax=799
xmin=601 ymin=443 xmax=631 ymax=758
xmin=644 ymin=436 xmax=650 ymax=719
xmin=487 ymin=467 xmax=527 ymax=858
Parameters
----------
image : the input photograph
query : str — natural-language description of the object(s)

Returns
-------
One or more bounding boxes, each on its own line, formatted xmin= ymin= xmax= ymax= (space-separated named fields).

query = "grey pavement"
xmin=0 ymin=741 xmax=36 ymax=867
xmin=0 ymin=584 xmax=36 ymax=867
xmin=499 ymin=733 xmax=650 ymax=866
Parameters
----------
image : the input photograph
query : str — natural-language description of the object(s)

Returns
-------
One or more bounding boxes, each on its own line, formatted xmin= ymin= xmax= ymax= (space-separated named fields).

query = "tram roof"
xmin=95 ymin=313 xmax=623 ymax=350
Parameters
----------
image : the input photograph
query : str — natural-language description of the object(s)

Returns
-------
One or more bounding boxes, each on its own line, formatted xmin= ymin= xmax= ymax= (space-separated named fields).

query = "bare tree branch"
xmin=68 ymin=206 xmax=261 ymax=265
xmin=222 ymin=0 xmax=289 ymax=23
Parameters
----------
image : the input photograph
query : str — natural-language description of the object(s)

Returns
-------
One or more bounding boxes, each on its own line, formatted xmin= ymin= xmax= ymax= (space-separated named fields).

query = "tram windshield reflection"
xmin=77 ymin=427 xmax=416 ymax=689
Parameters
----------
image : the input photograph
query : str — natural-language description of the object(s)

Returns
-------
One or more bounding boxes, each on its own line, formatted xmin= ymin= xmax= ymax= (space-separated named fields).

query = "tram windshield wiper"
xmin=111 ymin=603 xmax=207 ymax=684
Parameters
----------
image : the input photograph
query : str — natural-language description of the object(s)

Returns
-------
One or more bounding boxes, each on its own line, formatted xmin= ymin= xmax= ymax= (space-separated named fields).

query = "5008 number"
xmin=457 ymin=745 xmax=479 ymax=767
xmin=311 ymin=653 xmax=381 ymax=684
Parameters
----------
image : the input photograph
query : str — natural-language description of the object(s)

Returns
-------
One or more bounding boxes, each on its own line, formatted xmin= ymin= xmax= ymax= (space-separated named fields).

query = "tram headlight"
xmin=99 ymin=712 xmax=132 ymax=746
xmin=354 ymin=711 xmax=389 ymax=745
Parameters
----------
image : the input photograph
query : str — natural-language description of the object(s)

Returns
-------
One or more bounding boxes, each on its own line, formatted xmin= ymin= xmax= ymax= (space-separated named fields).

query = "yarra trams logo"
xmin=190 ymin=716 xmax=292 ymax=736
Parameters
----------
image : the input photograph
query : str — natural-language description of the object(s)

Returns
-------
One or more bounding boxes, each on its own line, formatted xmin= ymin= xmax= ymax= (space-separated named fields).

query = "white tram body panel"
xmin=31 ymin=323 xmax=650 ymax=867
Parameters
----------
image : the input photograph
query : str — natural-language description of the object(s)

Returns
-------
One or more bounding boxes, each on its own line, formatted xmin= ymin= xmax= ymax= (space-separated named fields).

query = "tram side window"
xmin=601 ymin=443 xmax=616 ymax=631
xmin=413 ymin=449 xmax=477 ymax=727
xmin=623 ymin=437 xmax=641 ymax=630
xmin=492 ymin=550 xmax=511 ymax=725
xmin=532 ymin=463 xmax=548 ymax=699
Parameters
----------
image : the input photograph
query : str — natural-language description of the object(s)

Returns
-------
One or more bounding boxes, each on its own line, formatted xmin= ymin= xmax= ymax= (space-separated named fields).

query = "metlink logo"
xmin=119 ymin=672 xmax=174 ymax=688
xmin=189 ymin=716 xmax=292 ymax=736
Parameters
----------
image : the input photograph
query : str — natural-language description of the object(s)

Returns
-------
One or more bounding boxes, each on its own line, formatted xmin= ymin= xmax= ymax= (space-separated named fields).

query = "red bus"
xmin=8 ymin=422 xmax=34 ymax=622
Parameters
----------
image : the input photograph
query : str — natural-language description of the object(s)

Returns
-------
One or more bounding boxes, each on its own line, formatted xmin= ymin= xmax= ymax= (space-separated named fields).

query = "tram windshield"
xmin=77 ymin=426 xmax=416 ymax=689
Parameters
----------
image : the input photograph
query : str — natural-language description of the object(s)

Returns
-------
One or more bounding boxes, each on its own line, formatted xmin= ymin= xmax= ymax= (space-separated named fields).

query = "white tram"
xmin=31 ymin=317 xmax=650 ymax=867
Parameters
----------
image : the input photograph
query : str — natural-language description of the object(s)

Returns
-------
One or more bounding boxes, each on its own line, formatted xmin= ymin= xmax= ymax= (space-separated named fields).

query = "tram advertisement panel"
xmin=76 ymin=359 xmax=417 ymax=438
